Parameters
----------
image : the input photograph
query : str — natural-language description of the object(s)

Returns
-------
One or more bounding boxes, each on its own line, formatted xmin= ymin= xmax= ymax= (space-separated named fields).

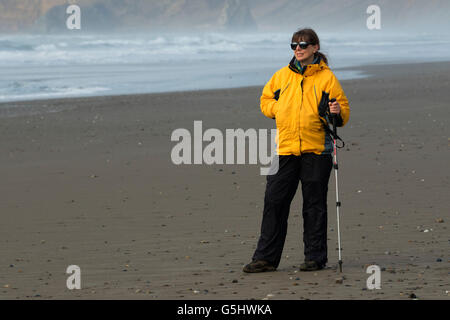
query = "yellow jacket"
xmin=261 ymin=56 xmax=350 ymax=155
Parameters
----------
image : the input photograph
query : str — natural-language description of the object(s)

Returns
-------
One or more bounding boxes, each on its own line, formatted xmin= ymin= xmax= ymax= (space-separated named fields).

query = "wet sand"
xmin=0 ymin=61 xmax=449 ymax=299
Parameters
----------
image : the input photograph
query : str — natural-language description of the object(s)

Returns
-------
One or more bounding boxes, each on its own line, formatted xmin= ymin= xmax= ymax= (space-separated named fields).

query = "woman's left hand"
xmin=329 ymin=101 xmax=341 ymax=114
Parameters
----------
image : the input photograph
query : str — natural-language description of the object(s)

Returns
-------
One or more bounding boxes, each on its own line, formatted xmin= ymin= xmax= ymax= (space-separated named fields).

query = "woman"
xmin=244 ymin=28 xmax=350 ymax=273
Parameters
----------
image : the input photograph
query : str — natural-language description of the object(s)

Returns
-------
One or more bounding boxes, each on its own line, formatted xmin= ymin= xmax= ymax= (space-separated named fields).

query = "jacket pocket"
xmin=280 ymin=83 xmax=290 ymax=98
xmin=273 ymin=82 xmax=290 ymax=101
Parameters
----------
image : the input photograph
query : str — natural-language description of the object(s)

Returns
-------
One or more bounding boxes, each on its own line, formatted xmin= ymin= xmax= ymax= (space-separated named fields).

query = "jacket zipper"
xmin=299 ymin=78 xmax=304 ymax=155
xmin=314 ymin=84 xmax=318 ymax=106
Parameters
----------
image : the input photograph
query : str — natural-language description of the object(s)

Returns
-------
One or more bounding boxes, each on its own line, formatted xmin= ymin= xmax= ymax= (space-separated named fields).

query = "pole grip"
xmin=329 ymin=98 xmax=337 ymax=136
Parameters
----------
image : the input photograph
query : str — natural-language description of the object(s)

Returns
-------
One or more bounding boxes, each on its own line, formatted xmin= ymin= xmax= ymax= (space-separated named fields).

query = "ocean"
xmin=1 ymin=31 xmax=450 ymax=103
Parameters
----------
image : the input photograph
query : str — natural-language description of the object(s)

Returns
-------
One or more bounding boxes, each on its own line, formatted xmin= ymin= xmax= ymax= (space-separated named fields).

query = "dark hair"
xmin=292 ymin=28 xmax=328 ymax=65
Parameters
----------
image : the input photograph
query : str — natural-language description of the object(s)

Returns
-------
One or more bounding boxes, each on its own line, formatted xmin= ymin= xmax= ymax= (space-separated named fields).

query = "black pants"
xmin=252 ymin=153 xmax=333 ymax=268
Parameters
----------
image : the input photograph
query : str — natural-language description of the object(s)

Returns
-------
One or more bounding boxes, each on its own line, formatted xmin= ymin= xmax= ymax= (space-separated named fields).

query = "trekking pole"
xmin=329 ymin=98 xmax=343 ymax=273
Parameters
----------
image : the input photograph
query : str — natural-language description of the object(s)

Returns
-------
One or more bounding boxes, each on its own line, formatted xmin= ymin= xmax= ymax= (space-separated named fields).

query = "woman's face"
xmin=293 ymin=38 xmax=319 ymax=63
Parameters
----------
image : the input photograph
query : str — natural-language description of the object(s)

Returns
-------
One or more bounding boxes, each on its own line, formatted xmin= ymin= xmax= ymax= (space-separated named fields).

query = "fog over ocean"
xmin=1 ymin=31 xmax=450 ymax=102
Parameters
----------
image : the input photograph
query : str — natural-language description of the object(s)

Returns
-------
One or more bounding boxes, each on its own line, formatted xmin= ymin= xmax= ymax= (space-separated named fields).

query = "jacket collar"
xmin=289 ymin=54 xmax=328 ymax=76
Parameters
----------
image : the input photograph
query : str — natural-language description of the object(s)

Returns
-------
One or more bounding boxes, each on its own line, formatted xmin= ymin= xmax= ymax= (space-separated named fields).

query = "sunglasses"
xmin=290 ymin=41 xmax=312 ymax=50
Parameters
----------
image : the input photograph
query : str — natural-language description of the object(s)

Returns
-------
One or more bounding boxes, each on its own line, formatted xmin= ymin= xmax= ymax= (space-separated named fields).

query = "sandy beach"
xmin=0 ymin=61 xmax=449 ymax=300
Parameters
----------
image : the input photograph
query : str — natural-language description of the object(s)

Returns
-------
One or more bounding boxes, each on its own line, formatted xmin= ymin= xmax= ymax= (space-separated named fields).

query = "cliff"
xmin=0 ymin=0 xmax=449 ymax=33
xmin=0 ymin=0 xmax=257 ymax=33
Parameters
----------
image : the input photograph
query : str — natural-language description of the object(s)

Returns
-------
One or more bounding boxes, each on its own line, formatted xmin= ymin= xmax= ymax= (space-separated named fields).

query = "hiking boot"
xmin=243 ymin=260 xmax=276 ymax=273
xmin=299 ymin=261 xmax=325 ymax=272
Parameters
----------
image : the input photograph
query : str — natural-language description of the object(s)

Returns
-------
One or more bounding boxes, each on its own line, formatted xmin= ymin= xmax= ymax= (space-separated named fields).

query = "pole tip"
xmin=338 ymin=260 xmax=343 ymax=273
